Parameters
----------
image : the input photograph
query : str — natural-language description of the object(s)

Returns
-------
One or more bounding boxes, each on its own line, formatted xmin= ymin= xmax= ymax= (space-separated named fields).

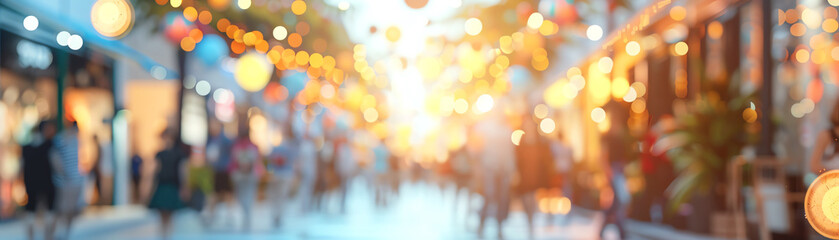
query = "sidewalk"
xmin=0 ymin=181 xmax=732 ymax=240
xmin=0 ymin=205 xmax=156 ymax=240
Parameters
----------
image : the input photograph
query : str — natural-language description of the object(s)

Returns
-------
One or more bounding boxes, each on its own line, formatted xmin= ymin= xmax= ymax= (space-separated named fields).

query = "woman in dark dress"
xmin=22 ymin=121 xmax=57 ymax=240
xmin=148 ymin=129 xmax=187 ymax=239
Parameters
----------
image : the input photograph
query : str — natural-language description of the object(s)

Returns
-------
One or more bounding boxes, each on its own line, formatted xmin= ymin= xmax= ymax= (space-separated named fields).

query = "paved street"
xmin=1 ymin=180 xmax=725 ymax=240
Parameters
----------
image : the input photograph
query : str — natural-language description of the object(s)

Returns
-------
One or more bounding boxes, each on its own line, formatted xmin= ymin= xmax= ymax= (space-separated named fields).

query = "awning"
xmin=0 ymin=0 xmax=179 ymax=80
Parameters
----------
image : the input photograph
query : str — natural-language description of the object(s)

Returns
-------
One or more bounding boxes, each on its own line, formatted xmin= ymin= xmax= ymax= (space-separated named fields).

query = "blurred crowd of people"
xmin=18 ymin=103 xmax=657 ymax=240
xmin=21 ymin=120 xmax=87 ymax=240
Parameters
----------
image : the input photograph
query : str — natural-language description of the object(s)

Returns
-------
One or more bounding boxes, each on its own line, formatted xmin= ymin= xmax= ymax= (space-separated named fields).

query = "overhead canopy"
xmin=0 ymin=0 xmax=179 ymax=80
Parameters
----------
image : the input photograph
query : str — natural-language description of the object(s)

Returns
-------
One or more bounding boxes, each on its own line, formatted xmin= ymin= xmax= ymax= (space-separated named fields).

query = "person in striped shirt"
xmin=50 ymin=121 xmax=86 ymax=239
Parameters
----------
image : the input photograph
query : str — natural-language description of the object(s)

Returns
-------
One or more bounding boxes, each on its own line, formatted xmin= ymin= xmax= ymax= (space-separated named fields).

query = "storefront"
xmin=0 ymin=29 xmax=60 ymax=218
xmin=0 ymin=26 xmax=118 ymax=218
xmin=553 ymin=0 xmax=816 ymax=238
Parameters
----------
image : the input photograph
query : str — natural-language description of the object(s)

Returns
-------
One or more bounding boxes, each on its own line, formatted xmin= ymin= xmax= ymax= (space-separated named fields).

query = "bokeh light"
xmin=540 ymin=118 xmax=556 ymax=134
xmin=625 ymin=41 xmax=641 ymax=56
xmin=591 ymin=107 xmax=606 ymax=123
xmin=235 ymin=52 xmax=272 ymax=92
xmin=674 ymin=41 xmax=688 ymax=56
xmin=586 ymin=25 xmax=602 ymax=41
xmin=23 ymin=16 xmax=38 ymax=31
xmin=292 ymin=0 xmax=307 ymax=15
xmin=465 ymin=18 xmax=483 ymax=36
xmin=91 ymin=0 xmax=134 ymax=38
xmin=527 ymin=12 xmax=544 ymax=29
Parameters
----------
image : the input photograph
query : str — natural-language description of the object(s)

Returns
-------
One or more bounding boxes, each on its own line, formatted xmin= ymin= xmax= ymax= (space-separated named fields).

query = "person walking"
xmin=147 ymin=128 xmax=188 ymax=240
xmin=333 ymin=133 xmax=356 ymax=214
xmin=186 ymin=147 xmax=213 ymax=219
xmin=129 ymin=149 xmax=143 ymax=204
xmin=266 ymin=128 xmax=297 ymax=228
xmin=228 ymin=125 xmax=264 ymax=232
xmin=599 ymin=101 xmax=630 ymax=240
xmin=22 ymin=121 xmax=57 ymax=240
xmin=372 ymin=139 xmax=391 ymax=207
xmin=50 ymin=121 xmax=86 ymax=240
xmin=294 ymin=125 xmax=322 ymax=212
xmin=474 ymin=110 xmax=516 ymax=239
xmin=205 ymin=121 xmax=234 ymax=225
xmin=514 ymin=117 xmax=551 ymax=239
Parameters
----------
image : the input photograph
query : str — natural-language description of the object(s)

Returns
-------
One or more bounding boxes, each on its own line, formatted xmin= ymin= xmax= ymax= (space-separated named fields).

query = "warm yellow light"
xmin=562 ymin=83 xmax=578 ymax=99
xmin=534 ymin=104 xmax=549 ymax=119
xmin=309 ymin=53 xmax=324 ymax=68
xmin=674 ymin=41 xmax=688 ymax=56
xmin=183 ymin=7 xmax=198 ymax=22
xmin=273 ymin=26 xmax=287 ymax=40
xmin=742 ymin=108 xmax=757 ymax=123
xmin=586 ymin=25 xmax=603 ymax=41
xmin=790 ymin=23 xmax=807 ymax=37
xmin=459 ymin=70 xmax=473 ymax=83
xmin=323 ymin=56 xmax=336 ymax=71
xmin=631 ymin=82 xmax=646 ymax=97
xmin=597 ymin=57 xmax=613 ymax=73
xmin=439 ymin=95 xmax=455 ymax=116
xmin=198 ymin=11 xmax=212 ymax=25
xmin=831 ymin=0 xmax=839 ymax=6
xmin=243 ymin=31 xmax=257 ymax=46
xmin=796 ymin=49 xmax=810 ymax=63
xmin=209 ymin=0 xmax=230 ymax=10
xmin=288 ymin=33 xmax=302 ymax=48
xmin=386 ymin=26 xmax=401 ymax=42
xmin=813 ymin=49 xmax=827 ymax=64
xmin=291 ymin=0 xmax=307 ymax=15
xmin=532 ymin=58 xmax=549 ymax=71
xmin=598 ymin=117 xmax=611 ymax=133
xmin=558 ymin=197 xmax=571 ymax=215
xmin=511 ymin=130 xmax=525 ymax=146
xmin=527 ymin=12 xmax=544 ymax=29
xmin=570 ymin=75 xmax=585 ymax=90
xmin=363 ymin=108 xmax=379 ymax=123
xmin=801 ymin=8 xmax=821 ymax=29
xmin=499 ymin=36 xmax=513 ymax=54
xmin=631 ymin=99 xmax=646 ymax=113
xmin=189 ymin=28 xmax=203 ymax=42
xmin=567 ymin=67 xmax=581 ymax=78
xmin=823 ymin=187 xmax=839 ymax=223
xmin=91 ymin=0 xmax=134 ymax=38
xmin=237 ymin=0 xmax=251 ymax=9
xmin=180 ymin=37 xmax=196 ymax=51
xmin=539 ymin=20 xmax=558 ymax=36
xmin=708 ymin=21 xmax=723 ymax=39
xmin=623 ymin=88 xmax=637 ymax=102
xmin=338 ymin=1 xmax=350 ymax=10
xmin=475 ymin=94 xmax=494 ymax=113
xmin=544 ymin=81 xmax=568 ymax=108
xmin=540 ymin=118 xmax=556 ymax=134
xmin=591 ymin=107 xmax=606 ymax=123
xmin=465 ymin=18 xmax=482 ymax=36
xmin=832 ymin=47 xmax=839 ymax=61
xmin=295 ymin=51 xmax=309 ymax=66
xmin=454 ymin=99 xmax=469 ymax=114
xmin=588 ymin=64 xmax=611 ymax=106
xmin=235 ymin=52 xmax=272 ymax=92
xmin=170 ymin=0 xmax=182 ymax=7
xmin=670 ymin=6 xmax=686 ymax=21
xmin=824 ymin=19 xmax=839 ymax=33
xmin=611 ymin=77 xmax=629 ymax=99
xmin=625 ymin=41 xmax=640 ymax=56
